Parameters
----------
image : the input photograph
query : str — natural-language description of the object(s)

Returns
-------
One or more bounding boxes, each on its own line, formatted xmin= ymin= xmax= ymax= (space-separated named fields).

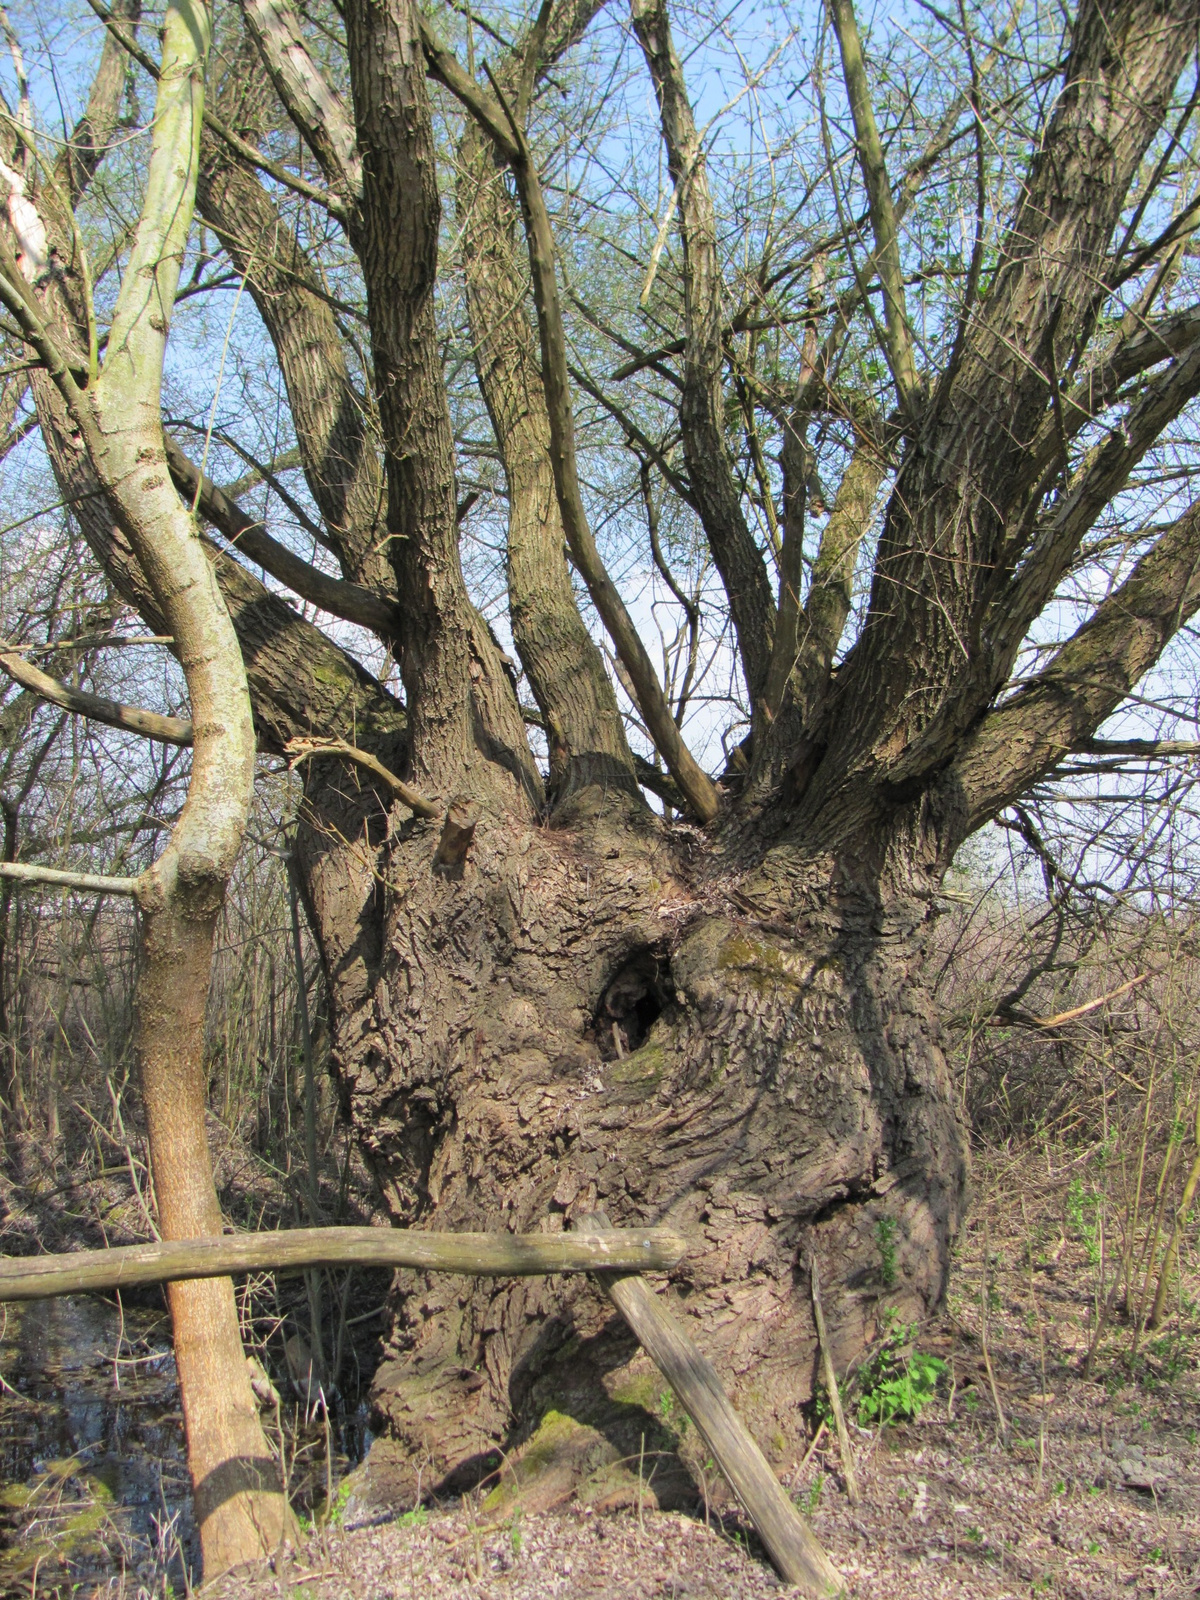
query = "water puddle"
xmin=0 ymin=1294 xmax=193 ymax=1598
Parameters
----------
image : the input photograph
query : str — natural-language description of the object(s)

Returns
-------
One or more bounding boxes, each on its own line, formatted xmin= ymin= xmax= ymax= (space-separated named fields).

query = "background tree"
xmin=4 ymin=0 xmax=1200 ymax=1533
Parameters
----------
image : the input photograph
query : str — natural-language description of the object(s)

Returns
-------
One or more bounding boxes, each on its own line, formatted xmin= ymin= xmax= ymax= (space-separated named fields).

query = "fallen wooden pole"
xmin=0 ymin=1226 xmax=688 ymax=1303
xmin=579 ymin=1214 xmax=843 ymax=1598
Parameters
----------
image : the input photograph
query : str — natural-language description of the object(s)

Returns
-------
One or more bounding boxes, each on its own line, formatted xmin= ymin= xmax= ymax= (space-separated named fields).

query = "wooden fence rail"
xmin=0 ymin=1218 xmax=843 ymax=1597
xmin=580 ymin=1214 xmax=843 ymax=1596
xmin=0 ymin=1225 xmax=687 ymax=1301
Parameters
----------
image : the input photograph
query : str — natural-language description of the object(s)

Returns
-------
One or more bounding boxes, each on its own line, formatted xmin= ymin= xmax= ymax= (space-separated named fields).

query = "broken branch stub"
xmin=433 ymin=794 xmax=480 ymax=870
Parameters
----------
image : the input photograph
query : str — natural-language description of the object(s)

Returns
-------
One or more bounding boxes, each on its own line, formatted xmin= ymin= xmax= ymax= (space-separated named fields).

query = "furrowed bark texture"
xmin=196 ymin=42 xmax=395 ymax=604
xmin=816 ymin=0 xmax=1200 ymax=816
xmin=456 ymin=118 xmax=633 ymax=795
xmin=328 ymin=784 xmax=965 ymax=1507
xmin=344 ymin=0 xmax=537 ymax=804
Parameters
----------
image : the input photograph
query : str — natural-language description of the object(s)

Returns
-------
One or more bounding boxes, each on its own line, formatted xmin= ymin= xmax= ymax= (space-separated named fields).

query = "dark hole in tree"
xmin=594 ymin=949 xmax=673 ymax=1061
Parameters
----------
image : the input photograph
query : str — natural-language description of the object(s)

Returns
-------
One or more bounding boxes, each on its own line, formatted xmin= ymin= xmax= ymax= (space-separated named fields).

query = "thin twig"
xmin=809 ymin=1255 xmax=860 ymax=1504
xmin=283 ymin=738 xmax=439 ymax=819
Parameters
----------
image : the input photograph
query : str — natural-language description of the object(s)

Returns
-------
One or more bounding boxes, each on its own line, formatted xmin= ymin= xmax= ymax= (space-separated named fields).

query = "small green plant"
xmin=875 ymin=1217 xmax=899 ymax=1287
xmin=966 ymin=1525 xmax=984 ymax=1544
xmin=794 ymin=1472 xmax=824 ymax=1515
xmin=397 ymin=1504 xmax=428 ymax=1530
xmin=509 ymin=1510 xmax=523 ymax=1556
xmin=1087 ymin=1541 xmax=1100 ymax=1555
xmin=325 ymin=1477 xmax=353 ymax=1528
xmin=1066 ymin=1177 xmax=1102 ymax=1266
xmin=1146 ymin=1331 xmax=1195 ymax=1383
xmin=856 ymin=1317 xmax=947 ymax=1426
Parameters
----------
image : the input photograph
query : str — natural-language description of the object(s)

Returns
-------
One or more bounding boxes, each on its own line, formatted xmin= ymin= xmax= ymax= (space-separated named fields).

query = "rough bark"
xmin=424 ymin=43 xmax=721 ymax=820
xmin=345 ymin=0 xmax=537 ymax=806
xmin=196 ymin=41 xmax=392 ymax=602
xmin=456 ymin=117 xmax=633 ymax=796
xmin=817 ymin=0 xmax=1200 ymax=808
xmin=334 ymin=792 xmax=965 ymax=1508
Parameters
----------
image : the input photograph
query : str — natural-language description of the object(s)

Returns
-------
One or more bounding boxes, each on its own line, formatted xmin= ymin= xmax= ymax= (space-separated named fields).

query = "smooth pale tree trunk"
xmin=136 ymin=907 xmax=292 ymax=1570
xmin=88 ymin=3 xmax=293 ymax=1569
xmin=0 ymin=0 xmax=294 ymax=1572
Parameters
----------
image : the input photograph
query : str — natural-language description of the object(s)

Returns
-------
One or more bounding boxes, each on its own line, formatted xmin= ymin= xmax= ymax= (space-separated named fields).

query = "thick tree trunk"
xmin=317 ymin=789 xmax=967 ymax=1504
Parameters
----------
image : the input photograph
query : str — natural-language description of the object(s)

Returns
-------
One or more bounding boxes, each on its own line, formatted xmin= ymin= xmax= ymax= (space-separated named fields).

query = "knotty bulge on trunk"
xmin=320 ymin=780 xmax=968 ymax=1505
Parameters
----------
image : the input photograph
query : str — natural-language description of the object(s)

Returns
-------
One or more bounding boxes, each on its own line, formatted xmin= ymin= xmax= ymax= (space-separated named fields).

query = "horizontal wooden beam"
xmin=0 ymin=1225 xmax=689 ymax=1302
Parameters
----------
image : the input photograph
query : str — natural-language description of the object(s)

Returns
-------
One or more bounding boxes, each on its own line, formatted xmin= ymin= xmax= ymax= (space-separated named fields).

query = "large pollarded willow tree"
xmin=8 ymin=0 xmax=1200 ymax=1568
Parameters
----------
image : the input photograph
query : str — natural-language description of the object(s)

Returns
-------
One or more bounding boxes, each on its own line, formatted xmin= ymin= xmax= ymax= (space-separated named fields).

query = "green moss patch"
xmin=480 ymin=1409 xmax=619 ymax=1520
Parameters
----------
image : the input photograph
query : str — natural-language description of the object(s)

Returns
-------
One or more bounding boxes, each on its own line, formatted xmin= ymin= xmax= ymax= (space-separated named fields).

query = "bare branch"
xmin=163 ymin=434 xmax=397 ymax=637
xmin=946 ymin=497 xmax=1200 ymax=830
xmin=827 ymin=0 xmax=920 ymax=418
xmin=419 ymin=17 xmax=518 ymax=160
xmin=240 ymin=0 xmax=362 ymax=205
xmin=0 ymin=860 xmax=140 ymax=895
xmin=488 ymin=68 xmax=720 ymax=820
xmin=992 ymin=336 xmax=1200 ymax=672
xmin=1024 ymin=306 xmax=1200 ymax=484
xmin=631 ymin=0 xmax=777 ymax=715
xmin=761 ymin=414 xmax=808 ymax=722
xmin=431 ymin=41 xmax=718 ymax=817
xmin=0 ymin=639 xmax=192 ymax=745
xmin=284 ymin=736 xmax=439 ymax=819
xmin=83 ymin=0 xmax=350 ymax=222
xmin=194 ymin=127 xmax=393 ymax=598
xmin=1079 ymin=738 xmax=1200 ymax=758
xmin=0 ymin=1224 xmax=688 ymax=1302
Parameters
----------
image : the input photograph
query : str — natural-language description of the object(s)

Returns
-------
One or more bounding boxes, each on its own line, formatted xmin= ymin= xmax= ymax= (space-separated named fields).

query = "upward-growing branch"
xmin=631 ymin=0 xmax=776 ymax=715
xmin=490 ymin=76 xmax=720 ymax=821
xmin=69 ymin=0 xmax=292 ymax=1572
xmin=457 ymin=114 xmax=635 ymax=795
xmin=239 ymin=0 xmax=363 ymax=207
xmin=827 ymin=0 xmax=920 ymax=420
xmin=424 ymin=26 xmax=719 ymax=819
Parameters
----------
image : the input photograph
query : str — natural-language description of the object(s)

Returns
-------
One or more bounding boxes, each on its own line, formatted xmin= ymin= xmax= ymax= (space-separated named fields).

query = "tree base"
xmin=332 ymin=809 xmax=969 ymax=1508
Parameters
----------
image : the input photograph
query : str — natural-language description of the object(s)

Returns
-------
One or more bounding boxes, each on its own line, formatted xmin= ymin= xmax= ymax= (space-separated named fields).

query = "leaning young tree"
xmin=0 ymin=0 xmax=291 ymax=1572
xmin=7 ymin=0 xmax=1200 ymax=1555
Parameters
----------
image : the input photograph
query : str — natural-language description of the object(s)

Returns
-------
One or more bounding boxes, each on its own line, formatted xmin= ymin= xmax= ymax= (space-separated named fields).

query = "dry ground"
xmin=3 ymin=1148 xmax=1197 ymax=1598
xmin=199 ymin=1149 xmax=1200 ymax=1600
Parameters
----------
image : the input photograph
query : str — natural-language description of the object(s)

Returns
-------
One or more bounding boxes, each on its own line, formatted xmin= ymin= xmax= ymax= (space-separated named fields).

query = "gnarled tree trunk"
xmin=324 ymin=779 xmax=966 ymax=1500
xmin=13 ymin=0 xmax=1200 ymax=1545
